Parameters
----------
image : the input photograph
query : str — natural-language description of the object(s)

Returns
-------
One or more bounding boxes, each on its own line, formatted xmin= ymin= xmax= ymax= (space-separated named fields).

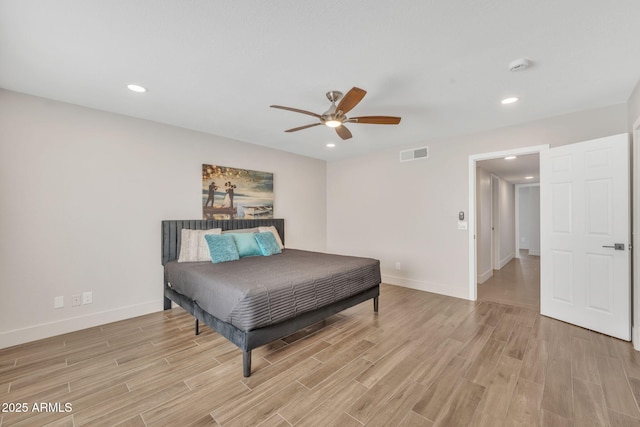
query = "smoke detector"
xmin=508 ymin=58 xmax=531 ymax=72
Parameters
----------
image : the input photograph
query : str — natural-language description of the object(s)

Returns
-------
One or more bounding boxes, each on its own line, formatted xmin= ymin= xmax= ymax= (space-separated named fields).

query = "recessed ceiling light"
xmin=326 ymin=143 xmax=336 ymax=148
xmin=525 ymin=176 xmax=534 ymax=180
xmin=127 ymin=84 xmax=147 ymax=93
xmin=501 ymin=97 xmax=519 ymax=105
xmin=505 ymin=156 xmax=517 ymax=160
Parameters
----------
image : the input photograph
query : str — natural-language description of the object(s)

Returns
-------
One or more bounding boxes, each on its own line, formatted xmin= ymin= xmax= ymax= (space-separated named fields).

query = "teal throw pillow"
xmin=254 ymin=232 xmax=282 ymax=256
xmin=229 ymin=233 xmax=262 ymax=258
xmin=205 ymin=234 xmax=240 ymax=263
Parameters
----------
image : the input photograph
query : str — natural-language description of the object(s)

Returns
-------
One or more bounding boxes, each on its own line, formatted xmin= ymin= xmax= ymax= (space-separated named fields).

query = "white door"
xmin=540 ymin=134 xmax=630 ymax=340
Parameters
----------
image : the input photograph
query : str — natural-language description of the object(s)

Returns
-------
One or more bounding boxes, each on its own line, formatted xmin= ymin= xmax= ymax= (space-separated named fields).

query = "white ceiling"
xmin=478 ymin=154 xmax=540 ymax=185
xmin=1 ymin=1 xmax=639 ymax=162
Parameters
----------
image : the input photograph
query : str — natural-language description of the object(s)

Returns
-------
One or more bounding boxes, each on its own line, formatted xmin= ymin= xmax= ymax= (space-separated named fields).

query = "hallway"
xmin=478 ymin=250 xmax=540 ymax=310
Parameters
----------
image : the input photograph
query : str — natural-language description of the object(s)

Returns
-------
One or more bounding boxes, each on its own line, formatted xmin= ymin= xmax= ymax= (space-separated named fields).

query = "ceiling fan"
xmin=270 ymin=87 xmax=401 ymax=140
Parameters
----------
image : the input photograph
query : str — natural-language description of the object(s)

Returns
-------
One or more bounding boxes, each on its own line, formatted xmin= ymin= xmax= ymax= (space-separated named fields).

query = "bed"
xmin=161 ymin=219 xmax=380 ymax=377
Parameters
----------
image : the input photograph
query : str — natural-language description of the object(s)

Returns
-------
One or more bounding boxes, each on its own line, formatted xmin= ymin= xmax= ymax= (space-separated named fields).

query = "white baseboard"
xmin=477 ymin=269 xmax=493 ymax=284
xmin=0 ymin=300 xmax=163 ymax=349
xmin=634 ymin=326 xmax=640 ymax=351
xmin=382 ymin=274 xmax=469 ymax=300
xmin=499 ymin=253 xmax=515 ymax=270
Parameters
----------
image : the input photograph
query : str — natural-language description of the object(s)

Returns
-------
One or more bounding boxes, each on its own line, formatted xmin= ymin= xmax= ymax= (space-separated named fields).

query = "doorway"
xmin=467 ymin=144 xmax=548 ymax=302
xmin=476 ymin=157 xmax=541 ymax=309
xmin=470 ymin=135 xmax=632 ymax=342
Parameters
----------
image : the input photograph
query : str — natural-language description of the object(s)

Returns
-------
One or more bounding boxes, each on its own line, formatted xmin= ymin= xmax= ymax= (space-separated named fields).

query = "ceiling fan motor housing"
xmin=326 ymin=91 xmax=343 ymax=102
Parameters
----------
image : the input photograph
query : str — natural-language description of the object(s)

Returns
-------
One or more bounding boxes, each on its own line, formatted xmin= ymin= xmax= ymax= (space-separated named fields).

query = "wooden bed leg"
xmin=243 ymin=350 xmax=252 ymax=377
xmin=195 ymin=319 xmax=200 ymax=336
xmin=373 ymin=296 xmax=379 ymax=313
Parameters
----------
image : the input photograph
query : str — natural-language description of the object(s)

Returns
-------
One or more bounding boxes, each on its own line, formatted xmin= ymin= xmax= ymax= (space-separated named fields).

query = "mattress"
xmin=164 ymin=249 xmax=381 ymax=331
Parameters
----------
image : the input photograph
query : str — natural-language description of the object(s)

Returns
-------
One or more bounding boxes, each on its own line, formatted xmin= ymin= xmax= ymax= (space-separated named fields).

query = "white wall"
xmin=476 ymin=168 xmax=514 ymax=281
xmin=528 ymin=186 xmax=541 ymax=256
xmin=476 ymin=167 xmax=492 ymax=283
xmin=628 ymin=80 xmax=640 ymax=132
xmin=498 ymin=178 xmax=515 ymax=268
xmin=0 ymin=89 xmax=327 ymax=348
xmin=517 ymin=184 xmax=541 ymax=256
xmin=518 ymin=187 xmax=531 ymax=250
xmin=327 ymin=104 xmax=627 ymax=299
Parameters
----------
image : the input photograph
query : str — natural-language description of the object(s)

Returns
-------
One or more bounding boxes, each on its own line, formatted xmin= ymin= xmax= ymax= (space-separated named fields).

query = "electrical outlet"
xmin=54 ymin=296 xmax=64 ymax=309
xmin=82 ymin=291 xmax=93 ymax=305
xmin=72 ymin=294 xmax=81 ymax=307
xmin=395 ymin=261 xmax=401 ymax=270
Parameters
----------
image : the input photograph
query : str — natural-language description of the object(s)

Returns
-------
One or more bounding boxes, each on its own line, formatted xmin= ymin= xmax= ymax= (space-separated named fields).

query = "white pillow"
xmin=178 ymin=228 xmax=222 ymax=262
xmin=258 ymin=226 xmax=284 ymax=250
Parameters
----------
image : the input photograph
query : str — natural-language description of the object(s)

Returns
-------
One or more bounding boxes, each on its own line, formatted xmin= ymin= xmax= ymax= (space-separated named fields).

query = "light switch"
xmin=457 ymin=221 xmax=468 ymax=230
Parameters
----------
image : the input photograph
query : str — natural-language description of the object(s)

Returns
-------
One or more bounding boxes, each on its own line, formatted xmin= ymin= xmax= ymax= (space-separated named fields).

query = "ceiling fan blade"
xmin=270 ymin=105 xmax=322 ymax=119
xmin=348 ymin=116 xmax=401 ymax=125
xmin=335 ymin=125 xmax=352 ymax=140
xmin=285 ymin=123 xmax=322 ymax=132
xmin=336 ymin=87 xmax=366 ymax=114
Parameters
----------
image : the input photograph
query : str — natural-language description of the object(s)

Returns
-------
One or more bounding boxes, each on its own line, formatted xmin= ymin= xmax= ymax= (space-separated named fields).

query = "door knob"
xmin=602 ymin=243 xmax=625 ymax=250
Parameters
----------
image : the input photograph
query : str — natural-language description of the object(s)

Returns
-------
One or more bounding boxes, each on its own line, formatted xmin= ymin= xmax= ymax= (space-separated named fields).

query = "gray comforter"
xmin=165 ymin=249 xmax=381 ymax=331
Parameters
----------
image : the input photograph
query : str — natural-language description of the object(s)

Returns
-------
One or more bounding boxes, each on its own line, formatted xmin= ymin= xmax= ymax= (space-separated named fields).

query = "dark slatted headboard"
xmin=161 ymin=219 xmax=285 ymax=265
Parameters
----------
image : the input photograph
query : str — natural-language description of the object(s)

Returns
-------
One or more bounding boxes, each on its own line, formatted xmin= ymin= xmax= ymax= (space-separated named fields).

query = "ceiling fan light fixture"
xmin=270 ymin=87 xmax=400 ymax=141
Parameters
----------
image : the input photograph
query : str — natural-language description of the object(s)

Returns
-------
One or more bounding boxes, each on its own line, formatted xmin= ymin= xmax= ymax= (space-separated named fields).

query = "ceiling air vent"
xmin=400 ymin=146 xmax=429 ymax=162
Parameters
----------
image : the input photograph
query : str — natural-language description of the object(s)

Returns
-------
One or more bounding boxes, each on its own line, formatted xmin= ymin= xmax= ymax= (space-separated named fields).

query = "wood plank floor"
xmin=477 ymin=251 xmax=540 ymax=311
xmin=1 ymin=283 xmax=640 ymax=426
